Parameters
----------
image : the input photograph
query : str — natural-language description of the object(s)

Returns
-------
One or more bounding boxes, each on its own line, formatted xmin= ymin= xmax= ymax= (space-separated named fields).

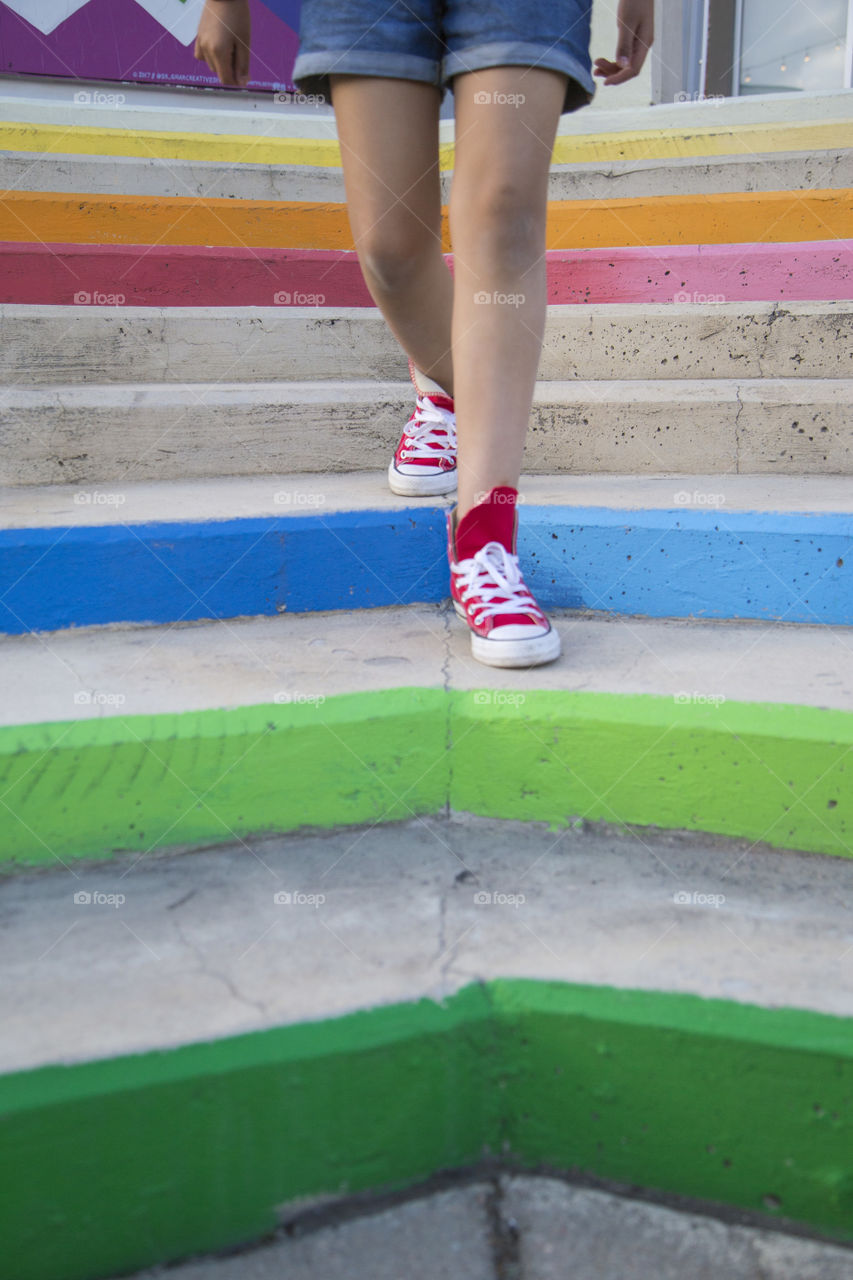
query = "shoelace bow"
xmin=455 ymin=541 xmax=542 ymax=624
xmin=400 ymin=396 xmax=457 ymax=460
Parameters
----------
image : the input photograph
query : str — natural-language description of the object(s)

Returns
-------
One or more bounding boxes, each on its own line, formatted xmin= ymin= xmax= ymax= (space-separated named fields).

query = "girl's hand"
xmin=593 ymin=0 xmax=654 ymax=85
xmin=193 ymin=0 xmax=251 ymax=88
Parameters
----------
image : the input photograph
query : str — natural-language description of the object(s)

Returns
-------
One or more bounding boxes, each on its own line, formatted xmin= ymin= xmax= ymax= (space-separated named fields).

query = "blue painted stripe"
xmin=0 ymin=506 xmax=850 ymax=634
xmin=519 ymin=506 xmax=852 ymax=623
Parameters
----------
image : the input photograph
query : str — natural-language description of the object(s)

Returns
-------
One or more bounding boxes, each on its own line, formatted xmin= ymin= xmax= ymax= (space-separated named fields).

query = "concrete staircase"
xmin=0 ymin=83 xmax=852 ymax=1280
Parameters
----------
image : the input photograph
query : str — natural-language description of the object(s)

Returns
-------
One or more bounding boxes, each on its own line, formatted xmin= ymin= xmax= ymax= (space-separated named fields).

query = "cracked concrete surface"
xmin=114 ymin=1176 xmax=853 ymax=1280
xmin=3 ymin=814 xmax=853 ymax=1074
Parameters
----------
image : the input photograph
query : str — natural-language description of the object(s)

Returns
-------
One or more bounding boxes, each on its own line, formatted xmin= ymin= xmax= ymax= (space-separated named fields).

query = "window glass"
xmin=739 ymin=0 xmax=848 ymax=93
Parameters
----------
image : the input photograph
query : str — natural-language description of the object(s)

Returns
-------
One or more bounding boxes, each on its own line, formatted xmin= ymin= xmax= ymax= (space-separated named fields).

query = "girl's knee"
xmin=450 ymin=179 xmax=545 ymax=269
xmin=357 ymin=225 xmax=442 ymax=295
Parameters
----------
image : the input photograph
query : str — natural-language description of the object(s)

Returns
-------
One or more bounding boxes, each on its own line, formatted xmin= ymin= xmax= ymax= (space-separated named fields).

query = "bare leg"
xmin=448 ymin=67 xmax=566 ymax=518
xmin=329 ymin=75 xmax=454 ymax=396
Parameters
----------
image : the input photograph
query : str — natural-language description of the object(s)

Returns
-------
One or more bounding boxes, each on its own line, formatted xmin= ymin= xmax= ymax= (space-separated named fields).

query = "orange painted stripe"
xmin=2 ymin=189 xmax=851 ymax=251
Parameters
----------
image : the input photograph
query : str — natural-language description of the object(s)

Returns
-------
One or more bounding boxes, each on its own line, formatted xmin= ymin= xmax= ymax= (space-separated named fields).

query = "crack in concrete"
xmin=733 ymin=382 xmax=745 ymax=476
xmin=171 ymin=915 xmax=269 ymax=1018
xmin=486 ymin=1176 xmax=524 ymax=1280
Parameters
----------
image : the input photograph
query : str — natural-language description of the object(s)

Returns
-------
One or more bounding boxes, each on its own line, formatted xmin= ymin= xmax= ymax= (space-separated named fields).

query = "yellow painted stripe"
xmin=2 ymin=188 xmax=850 ymax=250
xmin=2 ymin=118 xmax=852 ymax=169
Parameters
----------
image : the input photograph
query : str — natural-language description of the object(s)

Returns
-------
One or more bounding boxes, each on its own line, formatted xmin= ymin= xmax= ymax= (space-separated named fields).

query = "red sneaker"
xmin=388 ymin=360 xmax=457 ymax=497
xmin=447 ymin=486 xmax=561 ymax=668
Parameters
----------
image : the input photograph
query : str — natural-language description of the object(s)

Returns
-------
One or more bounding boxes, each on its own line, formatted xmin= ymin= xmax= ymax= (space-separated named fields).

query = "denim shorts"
xmin=292 ymin=0 xmax=595 ymax=115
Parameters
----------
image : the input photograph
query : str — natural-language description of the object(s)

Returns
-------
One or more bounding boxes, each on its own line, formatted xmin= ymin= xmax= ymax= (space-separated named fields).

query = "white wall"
xmin=587 ymin=0 xmax=654 ymax=111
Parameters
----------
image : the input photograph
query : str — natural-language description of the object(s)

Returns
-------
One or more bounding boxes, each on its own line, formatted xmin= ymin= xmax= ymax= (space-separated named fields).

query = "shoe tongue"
xmin=422 ymin=393 xmax=454 ymax=412
xmin=456 ymin=487 xmax=517 ymax=560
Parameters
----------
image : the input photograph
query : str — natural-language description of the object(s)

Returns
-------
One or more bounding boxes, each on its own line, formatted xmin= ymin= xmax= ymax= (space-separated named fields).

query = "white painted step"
xmin=4 ymin=148 xmax=848 ymax=203
xmin=5 ymin=302 xmax=850 ymax=386
xmin=3 ymin=471 xmax=852 ymax=529
xmin=3 ymin=378 xmax=851 ymax=485
xmin=3 ymin=597 xmax=851 ymax=728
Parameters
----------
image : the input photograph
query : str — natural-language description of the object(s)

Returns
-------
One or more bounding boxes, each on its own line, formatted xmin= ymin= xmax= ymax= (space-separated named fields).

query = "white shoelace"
xmin=454 ymin=541 xmax=541 ymax=625
xmin=400 ymin=396 xmax=457 ymax=460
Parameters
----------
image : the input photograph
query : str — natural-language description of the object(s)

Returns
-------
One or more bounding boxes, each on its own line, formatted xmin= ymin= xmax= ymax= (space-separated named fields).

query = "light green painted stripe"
xmin=0 ymin=689 xmax=449 ymax=867
xmin=0 ymin=980 xmax=850 ymax=1280
xmin=0 ymin=689 xmax=849 ymax=869
xmin=451 ymin=691 xmax=852 ymax=859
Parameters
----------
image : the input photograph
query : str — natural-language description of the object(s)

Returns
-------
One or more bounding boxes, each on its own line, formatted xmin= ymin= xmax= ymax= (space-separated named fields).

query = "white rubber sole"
xmin=453 ymin=602 xmax=562 ymax=669
xmin=388 ymin=460 xmax=458 ymax=497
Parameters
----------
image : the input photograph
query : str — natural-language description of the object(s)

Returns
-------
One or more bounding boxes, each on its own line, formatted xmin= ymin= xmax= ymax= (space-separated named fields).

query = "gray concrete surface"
xmin=4 ymin=148 xmax=848 ymax=203
xmin=115 ymin=1176 xmax=853 ymax=1280
xmin=4 ymin=377 xmax=851 ymax=484
xmin=125 ymin=1185 xmax=495 ymax=1280
xmin=2 ymin=601 xmax=852 ymax=731
xmin=4 ymin=303 xmax=850 ymax=387
xmin=4 ymin=471 xmax=851 ymax=529
xmin=505 ymin=1179 xmax=853 ymax=1280
xmin=3 ymin=814 xmax=853 ymax=1074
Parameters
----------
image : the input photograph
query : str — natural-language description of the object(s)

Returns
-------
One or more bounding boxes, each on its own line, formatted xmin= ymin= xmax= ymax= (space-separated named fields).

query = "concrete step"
xmin=3 ymin=818 xmax=853 ymax=1278
xmin=4 ymin=302 xmax=851 ymax=386
xmin=4 ymin=147 xmax=850 ymax=204
xmin=2 ymin=473 xmax=850 ymax=633
xmin=1 ymin=599 xmax=850 ymax=867
xmin=3 ymin=240 xmax=851 ymax=309
xmin=3 ymin=378 xmax=851 ymax=486
xmin=114 ymin=1177 xmax=853 ymax=1280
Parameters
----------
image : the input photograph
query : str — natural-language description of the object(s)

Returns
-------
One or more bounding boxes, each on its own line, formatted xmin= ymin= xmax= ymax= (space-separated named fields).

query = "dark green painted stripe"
xmin=0 ymin=689 xmax=850 ymax=869
xmin=0 ymin=980 xmax=850 ymax=1280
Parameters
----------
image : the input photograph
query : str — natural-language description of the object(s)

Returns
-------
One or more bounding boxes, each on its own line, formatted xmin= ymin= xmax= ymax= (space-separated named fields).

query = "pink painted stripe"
xmin=2 ymin=240 xmax=851 ymax=306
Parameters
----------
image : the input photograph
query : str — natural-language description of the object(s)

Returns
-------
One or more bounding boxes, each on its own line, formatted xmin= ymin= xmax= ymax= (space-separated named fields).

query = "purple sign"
xmin=0 ymin=0 xmax=301 ymax=92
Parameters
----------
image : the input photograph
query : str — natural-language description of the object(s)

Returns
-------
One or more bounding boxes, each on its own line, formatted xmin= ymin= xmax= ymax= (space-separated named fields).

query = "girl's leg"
xmin=448 ymin=67 xmax=567 ymax=518
xmin=328 ymin=75 xmax=454 ymax=396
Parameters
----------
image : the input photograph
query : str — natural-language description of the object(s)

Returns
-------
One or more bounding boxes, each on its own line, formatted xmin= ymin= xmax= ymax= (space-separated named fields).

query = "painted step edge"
xmin=2 ymin=114 xmax=852 ymax=167
xmin=2 ymin=188 xmax=852 ymax=251
xmin=1 ymin=505 xmax=850 ymax=634
xmin=1 ymin=978 xmax=851 ymax=1280
xmin=0 ymin=688 xmax=849 ymax=867
xmin=3 ymin=240 xmax=851 ymax=307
